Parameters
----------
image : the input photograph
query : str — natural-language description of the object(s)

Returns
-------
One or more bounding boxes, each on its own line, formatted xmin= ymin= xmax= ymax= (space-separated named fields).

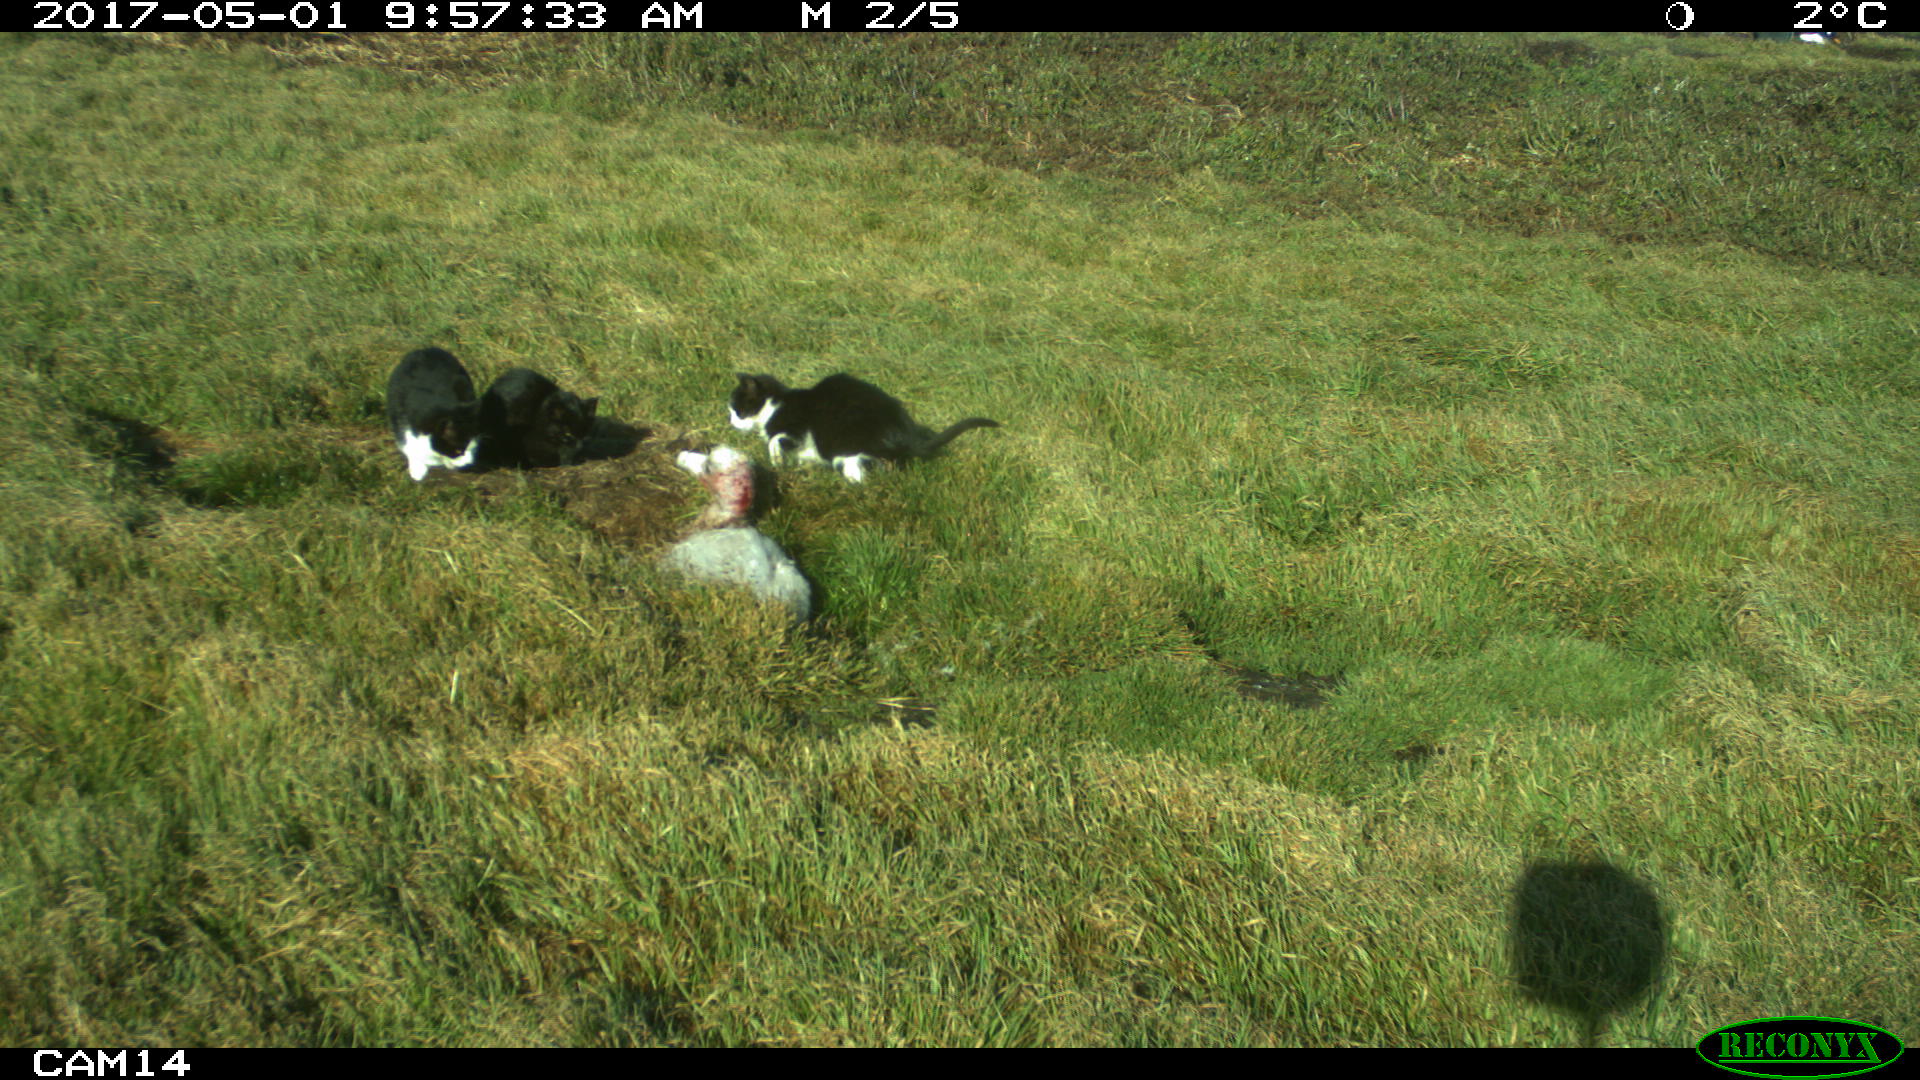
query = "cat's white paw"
xmin=447 ymin=438 xmax=479 ymax=471
xmin=833 ymin=454 xmax=880 ymax=483
xmin=400 ymin=430 xmax=439 ymax=481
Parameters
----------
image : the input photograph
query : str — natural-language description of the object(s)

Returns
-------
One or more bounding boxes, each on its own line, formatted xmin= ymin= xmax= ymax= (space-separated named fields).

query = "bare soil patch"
xmin=438 ymin=419 xmax=716 ymax=555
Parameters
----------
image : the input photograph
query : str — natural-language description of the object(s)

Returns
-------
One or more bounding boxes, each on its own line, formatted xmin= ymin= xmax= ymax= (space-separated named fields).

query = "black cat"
xmin=728 ymin=373 xmax=999 ymax=483
xmin=478 ymin=368 xmax=599 ymax=469
xmin=385 ymin=348 xmax=481 ymax=481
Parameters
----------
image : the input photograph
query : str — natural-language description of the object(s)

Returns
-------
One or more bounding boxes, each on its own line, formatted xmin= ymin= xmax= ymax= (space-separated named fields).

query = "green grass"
xmin=1 ymin=31 xmax=1917 ymax=1046
xmin=534 ymin=31 xmax=1920 ymax=276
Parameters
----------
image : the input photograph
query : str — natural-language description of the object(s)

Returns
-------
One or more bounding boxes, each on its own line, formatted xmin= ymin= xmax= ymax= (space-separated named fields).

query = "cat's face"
xmin=427 ymin=404 xmax=482 ymax=458
xmin=518 ymin=393 xmax=598 ymax=466
xmin=729 ymin=374 xmax=782 ymax=433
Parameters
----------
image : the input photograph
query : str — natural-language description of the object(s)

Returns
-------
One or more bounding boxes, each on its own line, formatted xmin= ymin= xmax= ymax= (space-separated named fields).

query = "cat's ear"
xmin=580 ymin=397 xmax=599 ymax=420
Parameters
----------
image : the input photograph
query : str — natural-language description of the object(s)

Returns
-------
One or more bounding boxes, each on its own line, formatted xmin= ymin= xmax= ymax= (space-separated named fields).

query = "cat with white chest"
xmin=385 ymin=348 xmax=482 ymax=481
xmin=728 ymin=372 xmax=1000 ymax=483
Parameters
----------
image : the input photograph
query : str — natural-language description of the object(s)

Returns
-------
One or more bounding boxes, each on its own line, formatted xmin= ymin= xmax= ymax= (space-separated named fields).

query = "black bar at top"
xmin=14 ymin=1 xmax=1905 ymax=35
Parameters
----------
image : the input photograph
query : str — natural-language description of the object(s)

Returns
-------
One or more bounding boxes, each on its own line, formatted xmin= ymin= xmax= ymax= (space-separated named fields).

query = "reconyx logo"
xmin=1698 ymin=1017 xmax=1905 ymax=1079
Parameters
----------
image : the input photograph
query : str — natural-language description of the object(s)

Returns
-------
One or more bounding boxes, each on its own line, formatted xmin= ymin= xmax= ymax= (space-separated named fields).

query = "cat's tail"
xmin=920 ymin=417 xmax=1001 ymax=456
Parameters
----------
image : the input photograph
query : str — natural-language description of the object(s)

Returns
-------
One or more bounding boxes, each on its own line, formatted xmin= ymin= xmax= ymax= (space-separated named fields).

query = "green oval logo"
xmin=1698 ymin=1017 xmax=1906 ymax=1079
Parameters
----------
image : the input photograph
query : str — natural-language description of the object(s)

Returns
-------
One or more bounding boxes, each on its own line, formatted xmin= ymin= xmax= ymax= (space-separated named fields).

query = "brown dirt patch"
xmin=438 ymin=419 xmax=717 ymax=555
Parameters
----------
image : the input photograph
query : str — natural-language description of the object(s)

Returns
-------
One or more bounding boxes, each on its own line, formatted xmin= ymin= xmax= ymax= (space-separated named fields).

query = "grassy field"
xmin=2 ymin=31 xmax=1917 ymax=1046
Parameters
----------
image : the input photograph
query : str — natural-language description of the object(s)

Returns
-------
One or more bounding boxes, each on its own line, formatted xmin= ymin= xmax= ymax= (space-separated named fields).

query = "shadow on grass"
xmin=80 ymin=409 xmax=178 ymax=479
xmin=573 ymin=415 xmax=649 ymax=464
xmin=1510 ymin=859 xmax=1668 ymax=1048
